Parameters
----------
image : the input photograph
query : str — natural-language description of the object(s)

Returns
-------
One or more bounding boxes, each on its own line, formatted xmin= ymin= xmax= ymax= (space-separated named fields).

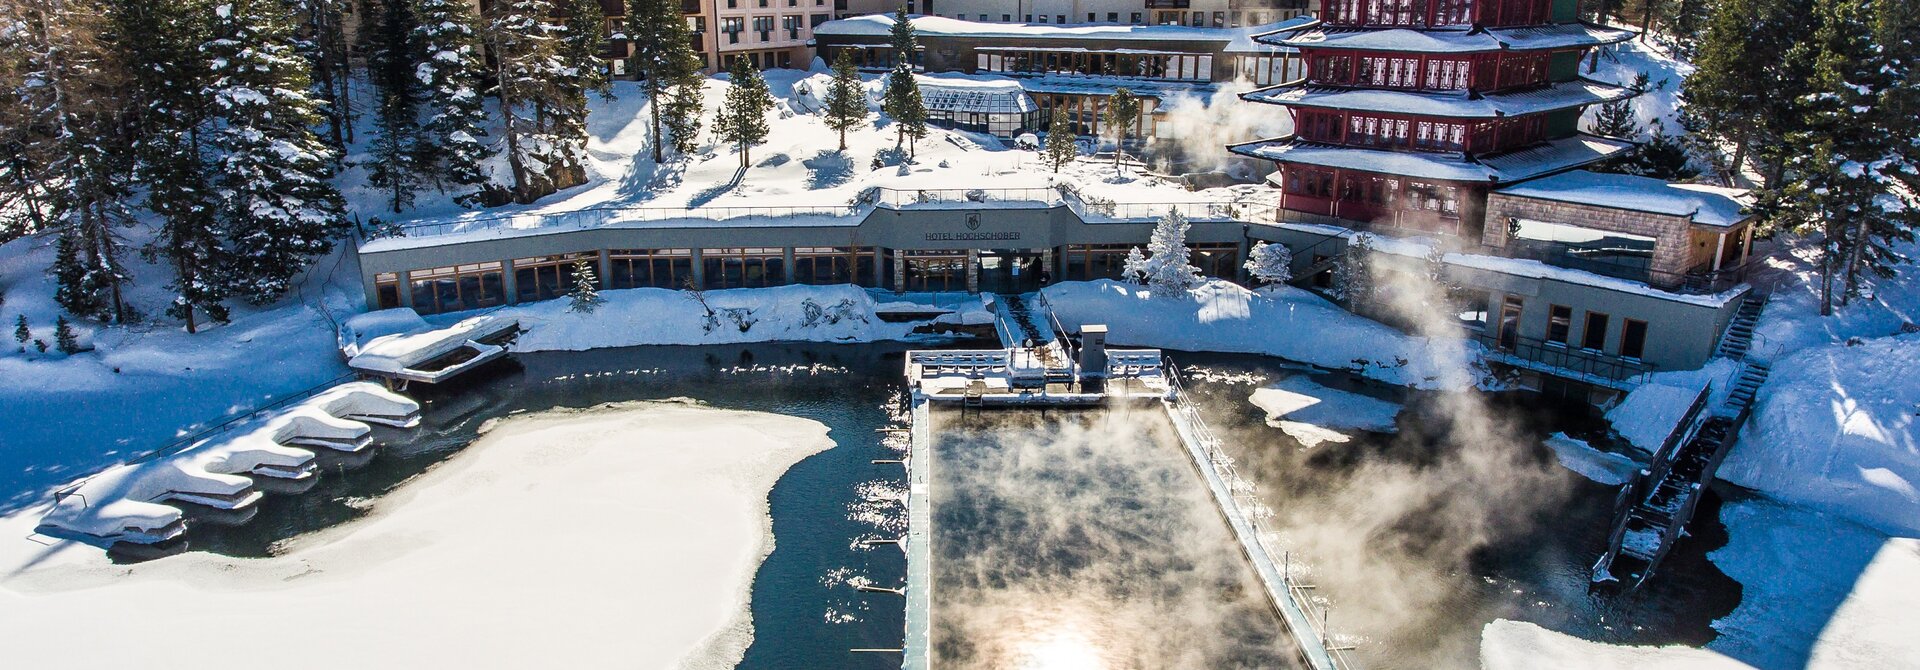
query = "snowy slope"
xmin=1042 ymin=279 xmax=1480 ymax=389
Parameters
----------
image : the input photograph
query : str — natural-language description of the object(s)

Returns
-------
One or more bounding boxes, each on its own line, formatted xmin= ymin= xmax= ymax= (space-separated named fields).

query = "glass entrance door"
xmin=977 ymin=250 xmax=1043 ymax=294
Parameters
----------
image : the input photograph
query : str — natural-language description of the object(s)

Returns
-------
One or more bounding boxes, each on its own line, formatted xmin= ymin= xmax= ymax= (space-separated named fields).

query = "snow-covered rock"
xmin=1248 ymin=376 xmax=1402 ymax=447
xmin=1605 ymin=359 xmax=1735 ymax=454
xmin=1543 ymin=433 xmax=1640 ymax=486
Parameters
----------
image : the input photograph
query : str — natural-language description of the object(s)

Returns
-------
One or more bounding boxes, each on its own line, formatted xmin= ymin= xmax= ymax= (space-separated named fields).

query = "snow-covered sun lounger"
xmin=338 ymin=308 xmax=521 ymax=385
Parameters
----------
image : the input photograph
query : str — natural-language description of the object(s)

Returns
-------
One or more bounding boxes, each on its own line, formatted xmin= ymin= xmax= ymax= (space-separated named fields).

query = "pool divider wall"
xmin=1160 ymin=379 xmax=1348 ymax=670
xmin=902 ymin=397 xmax=933 ymax=670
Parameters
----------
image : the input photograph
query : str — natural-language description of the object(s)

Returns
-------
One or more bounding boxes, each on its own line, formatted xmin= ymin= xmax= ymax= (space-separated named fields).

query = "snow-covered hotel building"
xmin=813 ymin=14 xmax=1307 ymax=139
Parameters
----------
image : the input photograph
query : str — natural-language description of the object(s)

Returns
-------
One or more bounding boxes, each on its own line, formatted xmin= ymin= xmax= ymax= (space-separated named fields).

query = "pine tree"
xmin=567 ymin=259 xmax=604 ymax=313
xmin=13 ymin=315 xmax=29 ymax=351
xmin=715 ymin=57 xmax=772 ymax=170
xmin=10 ymin=0 xmax=135 ymax=322
xmin=1680 ymin=0 xmax=1817 ymax=186
xmin=49 ymin=231 xmax=104 ymax=319
xmin=53 ymin=315 xmax=79 ymax=354
xmin=1768 ymin=0 xmax=1919 ymax=314
xmin=1044 ymin=108 xmax=1077 ymax=173
xmin=0 ymin=13 xmax=52 ymax=241
xmin=560 ymin=0 xmax=611 ymax=100
xmin=364 ymin=0 xmax=423 ymax=213
xmin=110 ymin=0 xmax=231 ymax=331
xmin=824 ymin=51 xmax=869 ymax=151
xmin=1621 ymin=125 xmax=1699 ymax=180
xmin=881 ymin=8 xmax=927 ymax=157
xmin=1245 ymin=241 xmax=1293 ymax=286
xmin=1122 ymin=209 xmax=1203 ymax=296
xmin=627 ymin=0 xmax=704 ymax=162
xmin=1104 ymin=88 xmax=1141 ymax=175
xmin=413 ymin=0 xmax=494 ymax=198
xmin=485 ymin=0 xmax=586 ymax=203
xmin=291 ymin=0 xmax=352 ymax=148
xmin=205 ymin=0 xmax=348 ymax=304
xmin=1332 ymin=233 xmax=1376 ymax=305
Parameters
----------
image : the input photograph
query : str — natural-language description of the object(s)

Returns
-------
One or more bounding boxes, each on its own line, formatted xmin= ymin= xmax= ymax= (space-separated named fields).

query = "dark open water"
xmin=170 ymin=343 xmax=1738 ymax=669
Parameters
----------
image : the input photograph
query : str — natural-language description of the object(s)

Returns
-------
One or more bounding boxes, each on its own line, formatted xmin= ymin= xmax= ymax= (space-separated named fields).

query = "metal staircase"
xmin=1714 ymin=295 xmax=1769 ymax=360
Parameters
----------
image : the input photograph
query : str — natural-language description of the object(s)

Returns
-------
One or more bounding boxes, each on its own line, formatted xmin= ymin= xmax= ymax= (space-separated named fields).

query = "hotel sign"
xmin=925 ymin=231 xmax=1022 ymax=241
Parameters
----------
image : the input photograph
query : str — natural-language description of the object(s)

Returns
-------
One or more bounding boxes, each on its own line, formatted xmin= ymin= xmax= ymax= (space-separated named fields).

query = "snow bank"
xmin=1248 ymin=376 xmax=1402 ymax=447
xmin=1722 ymin=334 xmax=1920 ymax=537
xmin=1543 ymin=433 xmax=1640 ymax=486
xmin=1043 ymin=279 xmax=1478 ymax=389
xmin=33 ymin=382 xmax=416 ymax=544
xmin=1605 ymin=359 xmax=1734 ymax=454
xmin=504 ymin=284 xmax=920 ymax=351
xmin=0 ymin=402 xmax=832 ymax=669
xmin=1481 ymin=619 xmax=1752 ymax=670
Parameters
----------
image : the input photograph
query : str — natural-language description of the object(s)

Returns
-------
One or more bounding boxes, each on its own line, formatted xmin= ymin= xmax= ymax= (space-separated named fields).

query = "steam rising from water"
xmin=1231 ymin=263 xmax=1579 ymax=666
xmin=931 ymin=408 xmax=1296 ymax=669
xmin=1155 ymin=80 xmax=1296 ymax=174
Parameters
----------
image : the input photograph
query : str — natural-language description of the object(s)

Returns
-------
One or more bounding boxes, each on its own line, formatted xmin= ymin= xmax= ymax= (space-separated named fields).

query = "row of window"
xmin=717 ymin=13 xmax=826 ymax=44
xmin=1543 ymin=304 xmax=1650 ymax=360
xmin=974 ymin=51 xmax=1215 ymax=82
xmin=1280 ymin=168 xmax=1461 ymax=218
xmin=1308 ymin=51 xmax=1553 ymax=92
xmin=1323 ymin=0 xmax=1475 ymax=27
xmin=720 ymin=0 xmax=824 ymax=9
xmin=1296 ymin=110 xmax=1548 ymax=155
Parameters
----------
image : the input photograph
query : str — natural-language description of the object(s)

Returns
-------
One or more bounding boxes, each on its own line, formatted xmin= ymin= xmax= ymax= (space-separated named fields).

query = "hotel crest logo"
xmin=966 ymin=212 xmax=981 ymax=230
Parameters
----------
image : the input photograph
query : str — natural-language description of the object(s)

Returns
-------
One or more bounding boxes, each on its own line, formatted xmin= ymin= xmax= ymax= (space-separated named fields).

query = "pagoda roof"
xmin=1255 ymin=20 xmax=1634 ymax=54
xmin=1227 ymin=133 xmax=1635 ymax=184
xmin=1240 ymin=78 xmax=1636 ymax=118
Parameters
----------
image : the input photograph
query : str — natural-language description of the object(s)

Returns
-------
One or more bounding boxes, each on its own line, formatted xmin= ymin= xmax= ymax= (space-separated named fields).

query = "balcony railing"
xmin=1471 ymin=330 xmax=1653 ymax=386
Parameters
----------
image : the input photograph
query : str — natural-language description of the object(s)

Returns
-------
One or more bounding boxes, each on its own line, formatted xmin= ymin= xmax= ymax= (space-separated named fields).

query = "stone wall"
xmin=1483 ymin=193 xmax=1698 ymax=284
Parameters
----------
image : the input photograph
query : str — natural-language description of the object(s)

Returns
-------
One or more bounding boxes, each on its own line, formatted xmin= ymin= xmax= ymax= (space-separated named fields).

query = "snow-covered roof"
xmin=1241 ymin=79 xmax=1635 ymax=118
xmin=1494 ymin=170 xmax=1754 ymax=227
xmin=1260 ymin=21 xmax=1634 ymax=53
xmin=917 ymin=73 xmax=1038 ymax=113
xmin=814 ymin=14 xmax=1312 ymax=53
xmin=1229 ymin=134 xmax=1634 ymax=183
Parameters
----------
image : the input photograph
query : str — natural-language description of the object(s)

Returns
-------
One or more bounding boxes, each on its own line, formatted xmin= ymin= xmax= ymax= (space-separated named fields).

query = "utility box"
xmin=1078 ymin=324 xmax=1108 ymax=379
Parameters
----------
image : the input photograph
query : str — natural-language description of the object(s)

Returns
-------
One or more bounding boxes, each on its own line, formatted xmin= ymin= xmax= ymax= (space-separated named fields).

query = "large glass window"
xmin=702 ymin=247 xmax=785 ymax=290
xmin=793 ymin=247 xmax=878 ymax=286
xmin=1190 ymin=243 xmax=1241 ymax=278
xmin=1063 ymin=244 xmax=1133 ymax=281
xmin=1506 ymin=218 xmax=1657 ymax=282
xmin=903 ymin=251 xmax=967 ymax=292
xmin=1621 ymin=319 xmax=1649 ymax=360
xmin=375 ymin=272 xmax=402 ymax=310
xmin=514 ymin=252 xmax=597 ymax=304
xmin=1546 ymin=304 xmax=1572 ymax=345
xmin=1582 ymin=312 xmax=1611 ymax=351
xmin=409 ymin=262 xmax=505 ymax=315
xmin=609 ymin=248 xmax=694 ymax=290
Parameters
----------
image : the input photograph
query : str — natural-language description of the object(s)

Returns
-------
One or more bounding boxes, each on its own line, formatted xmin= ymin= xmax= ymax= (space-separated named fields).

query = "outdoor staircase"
xmin=996 ymin=294 xmax=1069 ymax=371
xmin=1714 ymin=295 xmax=1769 ymax=360
xmin=1290 ymin=255 xmax=1342 ymax=286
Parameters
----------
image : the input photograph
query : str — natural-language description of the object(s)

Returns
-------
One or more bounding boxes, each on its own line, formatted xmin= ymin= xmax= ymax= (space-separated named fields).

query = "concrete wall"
xmin=1248 ymin=224 xmax=1744 ymax=373
xmin=1484 ymin=192 xmax=1706 ymax=284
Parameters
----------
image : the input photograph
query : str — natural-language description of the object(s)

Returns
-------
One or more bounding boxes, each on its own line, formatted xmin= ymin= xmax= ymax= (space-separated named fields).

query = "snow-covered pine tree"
xmin=1044 ymin=107 xmax=1077 ymax=173
xmin=1122 ymin=209 xmax=1203 ymax=296
xmin=110 ymin=0 xmax=232 ymax=331
xmin=824 ymin=51 xmax=868 ymax=152
xmin=1680 ymin=0 xmax=1816 ymax=187
xmin=292 ymin=0 xmax=352 ymax=148
xmin=1104 ymin=88 xmax=1140 ymax=175
xmin=1332 ymin=233 xmax=1377 ymax=305
xmin=484 ymin=0 xmax=585 ymax=203
xmin=715 ymin=57 xmax=772 ymax=170
xmin=567 ymin=259 xmax=603 ymax=313
xmin=53 ymin=315 xmax=78 ymax=354
xmin=627 ymin=0 xmax=704 ymax=162
xmin=881 ymin=7 xmax=927 ymax=156
xmin=1121 ymin=246 xmax=1147 ymax=284
xmin=0 ymin=12 xmax=52 ymax=241
xmin=413 ymin=0 xmax=493 ymax=200
xmin=1590 ymin=94 xmax=1638 ymax=139
xmin=1621 ymin=125 xmax=1699 ymax=180
xmin=560 ymin=0 xmax=610 ymax=100
xmin=1769 ymin=0 xmax=1918 ymax=314
xmin=205 ymin=0 xmax=348 ymax=304
xmin=365 ymin=0 xmax=423 ymax=213
xmin=12 ymin=315 xmax=27 ymax=351
xmin=1244 ymin=241 xmax=1293 ymax=286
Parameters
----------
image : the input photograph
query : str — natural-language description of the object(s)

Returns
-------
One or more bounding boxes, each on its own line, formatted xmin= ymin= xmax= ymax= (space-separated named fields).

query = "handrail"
xmin=1472 ymin=330 xmax=1654 ymax=384
xmin=1162 ymin=362 xmax=1358 ymax=670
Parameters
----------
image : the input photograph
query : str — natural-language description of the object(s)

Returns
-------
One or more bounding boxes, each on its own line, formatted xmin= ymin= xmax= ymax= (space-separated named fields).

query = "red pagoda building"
xmin=1229 ymin=0 xmax=1637 ymax=237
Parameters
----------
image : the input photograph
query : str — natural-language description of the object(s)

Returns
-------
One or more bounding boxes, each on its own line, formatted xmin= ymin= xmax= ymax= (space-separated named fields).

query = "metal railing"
xmin=1472 ymin=330 xmax=1653 ymax=385
xmin=1163 ymin=363 xmax=1358 ymax=670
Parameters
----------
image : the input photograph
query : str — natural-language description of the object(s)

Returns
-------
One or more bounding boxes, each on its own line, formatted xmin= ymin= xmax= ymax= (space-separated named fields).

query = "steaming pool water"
xmin=161 ymin=342 xmax=1739 ymax=669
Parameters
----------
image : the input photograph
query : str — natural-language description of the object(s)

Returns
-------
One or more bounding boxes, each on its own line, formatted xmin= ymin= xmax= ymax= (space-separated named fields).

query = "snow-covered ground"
xmin=1482 ymin=498 xmax=1920 ymax=670
xmin=1247 ymin=376 xmax=1403 ymax=447
xmin=1542 ymin=433 xmax=1640 ymax=486
xmin=0 ymin=401 xmax=831 ymax=669
xmin=1043 ymin=279 xmax=1479 ymax=389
